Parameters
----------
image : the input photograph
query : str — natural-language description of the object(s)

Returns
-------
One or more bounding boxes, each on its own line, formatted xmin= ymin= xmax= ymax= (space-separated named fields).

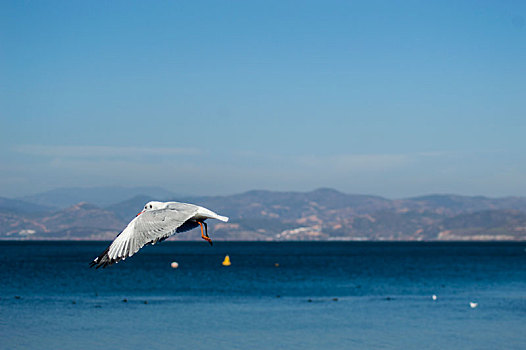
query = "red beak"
xmin=136 ymin=211 xmax=142 ymax=217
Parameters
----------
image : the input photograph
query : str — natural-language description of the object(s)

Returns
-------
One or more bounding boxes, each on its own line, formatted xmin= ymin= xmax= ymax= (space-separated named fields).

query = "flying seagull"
xmin=90 ymin=201 xmax=228 ymax=268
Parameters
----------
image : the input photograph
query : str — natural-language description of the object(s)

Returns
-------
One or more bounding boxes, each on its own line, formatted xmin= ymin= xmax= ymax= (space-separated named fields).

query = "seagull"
xmin=90 ymin=201 xmax=228 ymax=268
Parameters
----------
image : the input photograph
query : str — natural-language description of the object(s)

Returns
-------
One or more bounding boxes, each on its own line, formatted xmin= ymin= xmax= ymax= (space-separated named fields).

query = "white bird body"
xmin=90 ymin=201 xmax=228 ymax=268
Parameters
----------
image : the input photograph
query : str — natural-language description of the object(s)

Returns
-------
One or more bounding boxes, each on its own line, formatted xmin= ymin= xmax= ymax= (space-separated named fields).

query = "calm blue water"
xmin=1 ymin=241 xmax=525 ymax=349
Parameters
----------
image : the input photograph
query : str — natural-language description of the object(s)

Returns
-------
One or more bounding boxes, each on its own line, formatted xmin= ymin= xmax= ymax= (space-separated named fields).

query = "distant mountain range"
xmin=17 ymin=186 xmax=177 ymax=209
xmin=1 ymin=187 xmax=525 ymax=241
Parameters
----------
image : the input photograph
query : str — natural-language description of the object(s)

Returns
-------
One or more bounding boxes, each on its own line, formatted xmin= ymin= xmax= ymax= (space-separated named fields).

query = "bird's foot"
xmin=201 ymin=234 xmax=213 ymax=246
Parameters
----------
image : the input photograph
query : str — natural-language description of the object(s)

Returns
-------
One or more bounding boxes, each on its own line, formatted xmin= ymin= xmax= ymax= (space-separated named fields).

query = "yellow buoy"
xmin=222 ymin=255 xmax=231 ymax=266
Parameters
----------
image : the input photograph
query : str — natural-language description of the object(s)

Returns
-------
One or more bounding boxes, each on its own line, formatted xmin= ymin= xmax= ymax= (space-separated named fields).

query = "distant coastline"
xmin=2 ymin=187 xmax=526 ymax=241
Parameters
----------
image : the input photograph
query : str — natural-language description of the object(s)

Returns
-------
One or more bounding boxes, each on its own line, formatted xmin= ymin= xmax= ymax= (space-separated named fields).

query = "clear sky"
xmin=1 ymin=0 xmax=525 ymax=198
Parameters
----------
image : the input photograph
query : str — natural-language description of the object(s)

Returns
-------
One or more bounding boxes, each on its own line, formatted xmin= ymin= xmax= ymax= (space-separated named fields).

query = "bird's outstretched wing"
xmin=90 ymin=206 xmax=198 ymax=268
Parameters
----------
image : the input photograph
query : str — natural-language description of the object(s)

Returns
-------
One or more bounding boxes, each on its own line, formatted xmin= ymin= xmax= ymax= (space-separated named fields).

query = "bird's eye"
xmin=144 ymin=206 xmax=147 ymax=209
xmin=149 ymin=205 xmax=152 ymax=209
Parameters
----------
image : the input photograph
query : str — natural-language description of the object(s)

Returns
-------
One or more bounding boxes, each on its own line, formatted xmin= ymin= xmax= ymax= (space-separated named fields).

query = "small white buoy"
xmin=170 ymin=262 xmax=179 ymax=269
xmin=432 ymin=294 xmax=437 ymax=301
xmin=470 ymin=302 xmax=478 ymax=308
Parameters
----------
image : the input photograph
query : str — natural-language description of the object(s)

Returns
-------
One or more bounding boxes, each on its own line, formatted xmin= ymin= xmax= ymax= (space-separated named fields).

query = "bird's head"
xmin=136 ymin=201 xmax=166 ymax=216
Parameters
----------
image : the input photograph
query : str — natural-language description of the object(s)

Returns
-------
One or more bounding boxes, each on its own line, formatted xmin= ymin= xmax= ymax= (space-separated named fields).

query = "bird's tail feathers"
xmin=197 ymin=207 xmax=229 ymax=222
xmin=215 ymin=215 xmax=229 ymax=222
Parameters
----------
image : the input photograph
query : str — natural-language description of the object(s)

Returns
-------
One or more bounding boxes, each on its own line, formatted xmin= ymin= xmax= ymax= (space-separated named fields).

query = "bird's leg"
xmin=204 ymin=222 xmax=209 ymax=238
xmin=204 ymin=222 xmax=212 ymax=246
xmin=198 ymin=221 xmax=213 ymax=246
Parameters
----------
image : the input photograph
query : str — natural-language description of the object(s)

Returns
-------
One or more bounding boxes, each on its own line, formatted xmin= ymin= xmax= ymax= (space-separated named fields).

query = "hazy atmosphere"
xmin=1 ymin=1 xmax=525 ymax=198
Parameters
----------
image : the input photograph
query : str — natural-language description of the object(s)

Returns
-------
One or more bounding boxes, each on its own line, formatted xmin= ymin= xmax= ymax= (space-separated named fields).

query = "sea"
xmin=0 ymin=241 xmax=525 ymax=350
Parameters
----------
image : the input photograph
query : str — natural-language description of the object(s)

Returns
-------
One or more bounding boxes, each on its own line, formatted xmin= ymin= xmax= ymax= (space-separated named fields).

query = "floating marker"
xmin=171 ymin=262 xmax=179 ymax=269
xmin=274 ymin=263 xmax=280 ymax=267
xmin=222 ymin=255 xmax=231 ymax=266
xmin=470 ymin=302 xmax=478 ymax=308
xmin=432 ymin=295 xmax=437 ymax=301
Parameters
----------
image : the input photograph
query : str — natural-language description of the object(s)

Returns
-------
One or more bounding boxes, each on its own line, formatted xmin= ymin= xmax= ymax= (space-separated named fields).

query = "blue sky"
xmin=1 ymin=0 xmax=525 ymax=198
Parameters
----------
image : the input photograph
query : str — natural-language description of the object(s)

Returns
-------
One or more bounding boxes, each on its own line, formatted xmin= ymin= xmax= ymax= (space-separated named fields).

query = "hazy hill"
xmin=423 ymin=210 xmax=526 ymax=240
xmin=39 ymin=202 xmax=123 ymax=239
xmin=18 ymin=186 xmax=177 ymax=209
xmin=0 ymin=202 xmax=123 ymax=239
xmin=180 ymin=188 xmax=394 ymax=221
xmin=401 ymin=194 xmax=526 ymax=214
xmin=1 ymin=188 xmax=526 ymax=241
xmin=0 ymin=196 xmax=55 ymax=215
